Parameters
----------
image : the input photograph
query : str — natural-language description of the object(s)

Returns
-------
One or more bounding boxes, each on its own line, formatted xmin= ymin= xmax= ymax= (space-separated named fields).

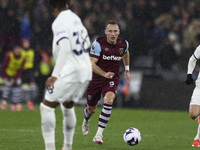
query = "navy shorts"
xmin=87 ymin=80 xmax=118 ymax=106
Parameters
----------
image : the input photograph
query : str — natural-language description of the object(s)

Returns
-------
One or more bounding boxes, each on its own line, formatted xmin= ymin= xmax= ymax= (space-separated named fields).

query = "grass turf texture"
xmin=0 ymin=105 xmax=197 ymax=150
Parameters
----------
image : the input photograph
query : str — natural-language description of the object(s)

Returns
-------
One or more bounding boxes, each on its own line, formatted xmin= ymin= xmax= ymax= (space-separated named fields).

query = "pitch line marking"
xmin=0 ymin=129 xmax=192 ymax=139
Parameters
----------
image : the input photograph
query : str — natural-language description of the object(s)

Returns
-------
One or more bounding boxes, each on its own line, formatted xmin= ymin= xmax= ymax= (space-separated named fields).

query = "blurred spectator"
xmin=21 ymin=38 xmax=38 ymax=110
xmin=152 ymin=13 xmax=179 ymax=70
xmin=19 ymin=12 xmax=33 ymax=39
xmin=0 ymin=45 xmax=25 ymax=111
xmin=183 ymin=19 xmax=200 ymax=50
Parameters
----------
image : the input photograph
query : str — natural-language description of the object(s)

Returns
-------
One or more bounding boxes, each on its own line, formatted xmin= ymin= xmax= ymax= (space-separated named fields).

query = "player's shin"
xmin=40 ymin=103 xmax=56 ymax=150
xmin=194 ymin=116 xmax=200 ymax=140
xmin=82 ymin=107 xmax=92 ymax=136
xmin=84 ymin=107 xmax=92 ymax=120
xmin=97 ymin=103 xmax=112 ymax=135
xmin=61 ymin=104 xmax=76 ymax=150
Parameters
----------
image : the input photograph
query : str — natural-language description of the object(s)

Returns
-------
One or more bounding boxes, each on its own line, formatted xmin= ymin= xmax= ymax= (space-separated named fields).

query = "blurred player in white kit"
xmin=39 ymin=0 xmax=92 ymax=150
xmin=186 ymin=45 xmax=200 ymax=147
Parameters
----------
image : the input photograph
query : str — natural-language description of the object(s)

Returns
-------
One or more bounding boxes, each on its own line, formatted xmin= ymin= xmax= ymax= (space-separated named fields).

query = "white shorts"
xmin=45 ymin=79 xmax=89 ymax=103
xmin=190 ymin=81 xmax=200 ymax=105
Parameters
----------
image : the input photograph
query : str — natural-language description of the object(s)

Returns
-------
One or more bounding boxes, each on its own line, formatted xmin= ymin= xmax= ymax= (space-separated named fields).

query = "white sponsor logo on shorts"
xmin=109 ymin=81 xmax=114 ymax=87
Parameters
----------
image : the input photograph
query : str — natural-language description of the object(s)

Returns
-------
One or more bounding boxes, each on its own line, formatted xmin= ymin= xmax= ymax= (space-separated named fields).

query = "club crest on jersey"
xmin=90 ymin=44 xmax=95 ymax=54
xmin=119 ymin=48 xmax=124 ymax=55
xmin=88 ymin=95 xmax=92 ymax=100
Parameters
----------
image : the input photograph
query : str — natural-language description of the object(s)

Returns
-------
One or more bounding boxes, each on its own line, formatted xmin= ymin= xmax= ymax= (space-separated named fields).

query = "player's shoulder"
xmin=196 ymin=45 xmax=200 ymax=50
xmin=117 ymin=37 xmax=127 ymax=44
xmin=53 ymin=10 xmax=76 ymax=25
xmin=96 ymin=36 xmax=106 ymax=43
xmin=96 ymin=36 xmax=107 ymax=44
xmin=116 ymin=37 xmax=129 ymax=49
xmin=194 ymin=45 xmax=200 ymax=53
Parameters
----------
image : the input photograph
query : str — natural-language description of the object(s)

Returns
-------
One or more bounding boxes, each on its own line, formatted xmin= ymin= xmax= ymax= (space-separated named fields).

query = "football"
xmin=123 ymin=127 xmax=141 ymax=146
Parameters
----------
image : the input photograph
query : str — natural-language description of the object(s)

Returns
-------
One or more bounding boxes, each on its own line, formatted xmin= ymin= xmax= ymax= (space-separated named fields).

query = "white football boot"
xmin=93 ymin=134 xmax=103 ymax=145
xmin=82 ymin=118 xmax=90 ymax=136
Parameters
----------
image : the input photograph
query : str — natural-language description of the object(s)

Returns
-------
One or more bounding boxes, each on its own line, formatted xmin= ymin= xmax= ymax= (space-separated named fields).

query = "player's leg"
xmin=26 ymin=70 xmax=37 ymax=110
xmin=1 ymin=80 xmax=12 ymax=110
xmin=93 ymin=91 xmax=115 ymax=145
xmin=61 ymin=102 xmax=75 ymax=150
xmin=190 ymin=105 xmax=200 ymax=147
xmin=61 ymin=81 xmax=89 ymax=150
xmin=22 ymin=69 xmax=37 ymax=110
xmin=40 ymin=77 xmax=69 ymax=150
xmin=82 ymin=105 xmax=97 ymax=135
xmin=82 ymin=87 xmax=100 ymax=136
xmin=40 ymin=100 xmax=59 ymax=150
xmin=189 ymin=105 xmax=200 ymax=120
xmin=11 ymin=86 xmax=23 ymax=111
xmin=27 ymin=82 xmax=37 ymax=110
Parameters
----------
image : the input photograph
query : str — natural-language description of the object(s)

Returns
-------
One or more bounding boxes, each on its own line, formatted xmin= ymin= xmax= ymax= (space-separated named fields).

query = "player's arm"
xmin=185 ymin=55 xmax=197 ymax=85
xmin=90 ymin=57 xmax=114 ymax=79
xmin=122 ymin=50 xmax=130 ymax=85
xmin=45 ymin=38 xmax=69 ymax=91
xmin=122 ymin=49 xmax=130 ymax=68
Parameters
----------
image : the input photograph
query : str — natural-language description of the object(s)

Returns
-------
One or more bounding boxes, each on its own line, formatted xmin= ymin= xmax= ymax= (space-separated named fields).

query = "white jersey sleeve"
xmin=52 ymin=38 xmax=70 ymax=78
xmin=187 ymin=45 xmax=200 ymax=74
xmin=194 ymin=45 xmax=200 ymax=59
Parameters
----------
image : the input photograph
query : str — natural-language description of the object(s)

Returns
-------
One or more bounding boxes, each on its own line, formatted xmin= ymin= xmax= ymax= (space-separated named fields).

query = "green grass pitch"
xmin=0 ymin=105 xmax=197 ymax=150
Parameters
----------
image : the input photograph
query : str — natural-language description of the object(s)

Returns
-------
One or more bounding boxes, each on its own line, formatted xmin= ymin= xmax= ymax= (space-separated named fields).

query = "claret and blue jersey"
xmin=90 ymin=36 xmax=129 ymax=81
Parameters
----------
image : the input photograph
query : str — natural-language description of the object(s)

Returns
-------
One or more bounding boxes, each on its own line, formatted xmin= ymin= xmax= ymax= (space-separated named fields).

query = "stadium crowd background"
xmin=0 ymin=0 xmax=200 ymax=106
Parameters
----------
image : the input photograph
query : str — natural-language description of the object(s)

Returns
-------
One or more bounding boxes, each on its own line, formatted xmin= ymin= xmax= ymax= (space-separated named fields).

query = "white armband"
xmin=125 ymin=65 xmax=129 ymax=71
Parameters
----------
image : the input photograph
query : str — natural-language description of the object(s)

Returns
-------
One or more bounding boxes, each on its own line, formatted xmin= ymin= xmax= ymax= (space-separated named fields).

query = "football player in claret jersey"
xmin=186 ymin=45 xmax=200 ymax=147
xmin=82 ymin=20 xmax=130 ymax=145
xmin=39 ymin=0 xmax=92 ymax=150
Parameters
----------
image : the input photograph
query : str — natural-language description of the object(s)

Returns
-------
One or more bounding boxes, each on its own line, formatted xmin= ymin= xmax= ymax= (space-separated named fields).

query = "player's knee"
xmin=104 ymin=92 xmax=115 ymax=105
xmin=104 ymin=98 xmax=114 ymax=105
xmin=190 ymin=113 xmax=198 ymax=120
xmin=63 ymin=101 xmax=74 ymax=108
xmin=41 ymin=119 xmax=55 ymax=132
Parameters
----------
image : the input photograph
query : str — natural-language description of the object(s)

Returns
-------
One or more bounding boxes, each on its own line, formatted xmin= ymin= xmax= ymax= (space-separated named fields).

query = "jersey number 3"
xmin=73 ymin=30 xmax=90 ymax=55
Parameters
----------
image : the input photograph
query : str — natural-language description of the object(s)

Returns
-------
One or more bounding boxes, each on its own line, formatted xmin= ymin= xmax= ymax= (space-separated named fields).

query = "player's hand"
xmin=185 ymin=74 xmax=194 ymax=85
xmin=125 ymin=70 xmax=130 ymax=86
xmin=45 ymin=76 xmax=57 ymax=93
xmin=104 ymin=72 xmax=115 ymax=79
